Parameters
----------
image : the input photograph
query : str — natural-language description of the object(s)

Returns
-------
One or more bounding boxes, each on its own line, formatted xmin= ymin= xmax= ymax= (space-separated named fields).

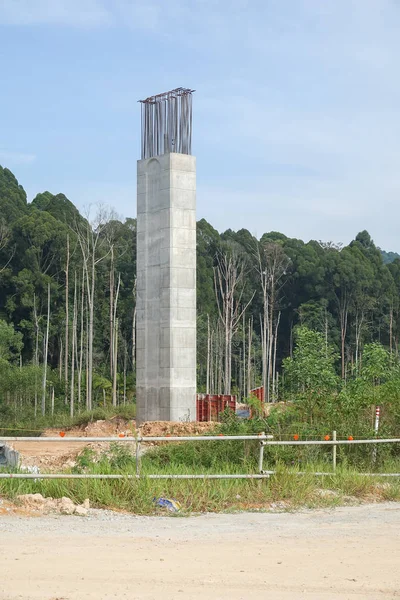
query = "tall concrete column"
xmin=136 ymin=152 xmax=197 ymax=422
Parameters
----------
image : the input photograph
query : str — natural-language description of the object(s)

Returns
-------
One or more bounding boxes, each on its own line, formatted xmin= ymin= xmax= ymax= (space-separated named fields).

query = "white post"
xmin=136 ymin=441 xmax=141 ymax=478
xmin=259 ymin=431 xmax=265 ymax=473
xmin=332 ymin=430 xmax=337 ymax=472
xmin=372 ymin=406 xmax=380 ymax=464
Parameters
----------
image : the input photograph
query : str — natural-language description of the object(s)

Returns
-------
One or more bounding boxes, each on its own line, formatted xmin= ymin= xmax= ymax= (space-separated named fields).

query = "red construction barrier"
xmin=250 ymin=386 xmax=264 ymax=403
xmin=196 ymin=394 xmax=236 ymax=422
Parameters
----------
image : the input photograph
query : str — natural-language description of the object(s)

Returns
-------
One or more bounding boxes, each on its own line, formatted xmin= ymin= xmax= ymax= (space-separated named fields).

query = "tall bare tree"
xmin=214 ymin=250 xmax=254 ymax=395
xmin=206 ymin=314 xmax=211 ymax=395
xmin=112 ymin=274 xmax=121 ymax=407
xmin=64 ymin=235 xmax=70 ymax=405
xmin=131 ymin=278 xmax=137 ymax=374
xmin=70 ymin=271 xmax=77 ymax=417
xmin=33 ymin=294 xmax=40 ymax=417
xmin=256 ymin=242 xmax=290 ymax=402
xmin=77 ymin=266 xmax=85 ymax=406
xmin=75 ymin=207 xmax=111 ymax=410
xmin=247 ymin=316 xmax=253 ymax=397
xmin=41 ymin=283 xmax=50 ymax=416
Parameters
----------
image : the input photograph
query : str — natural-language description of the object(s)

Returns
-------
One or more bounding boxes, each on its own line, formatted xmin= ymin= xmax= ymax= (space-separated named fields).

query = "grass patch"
xmin=1 ymin=468 xmax=399 ymax=515
xmin=1 ymin=440 xmax=399 ymax=515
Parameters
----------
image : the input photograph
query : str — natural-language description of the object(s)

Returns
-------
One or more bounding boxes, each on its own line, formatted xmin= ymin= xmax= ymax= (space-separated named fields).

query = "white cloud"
xmin=3 ymin=0 xmax=400 ymax=251
xmin=0 ymin=150 xmax=36 ymax=165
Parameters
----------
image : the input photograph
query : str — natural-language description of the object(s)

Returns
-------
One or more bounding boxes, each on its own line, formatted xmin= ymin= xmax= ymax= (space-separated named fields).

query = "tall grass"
xmin=1 ymin=442 xmax=399 ymax=514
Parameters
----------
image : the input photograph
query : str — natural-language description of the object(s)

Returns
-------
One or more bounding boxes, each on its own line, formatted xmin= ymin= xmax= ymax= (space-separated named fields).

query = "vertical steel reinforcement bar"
xmin=139 ymin=88 xmax=194 ymax=159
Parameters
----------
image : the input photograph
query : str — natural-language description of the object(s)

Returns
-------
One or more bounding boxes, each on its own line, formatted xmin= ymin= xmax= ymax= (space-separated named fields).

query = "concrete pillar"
xmin=136 ymin=152 xmax=196 ymax=422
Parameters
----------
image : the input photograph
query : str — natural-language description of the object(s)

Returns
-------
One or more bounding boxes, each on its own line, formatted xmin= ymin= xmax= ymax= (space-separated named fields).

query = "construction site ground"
xmin=10 ymin=419 xmax=216 ymax=471
xmin=0 ymin=503 xmax=399 ymax=599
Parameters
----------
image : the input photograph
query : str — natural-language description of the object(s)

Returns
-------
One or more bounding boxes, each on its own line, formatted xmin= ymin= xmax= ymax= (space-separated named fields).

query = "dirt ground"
xmin=0 ymin=503 xmax=399 ymax=599
xmin=10 ymin=419 xmax=217 ymax=471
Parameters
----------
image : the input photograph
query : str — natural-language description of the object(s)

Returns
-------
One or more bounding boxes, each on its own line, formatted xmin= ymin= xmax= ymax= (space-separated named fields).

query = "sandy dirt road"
xmin=0 ymin=503 xmax=399 ymax=600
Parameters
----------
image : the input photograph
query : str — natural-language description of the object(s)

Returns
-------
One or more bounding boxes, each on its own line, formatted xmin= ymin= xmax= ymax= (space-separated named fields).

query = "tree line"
xmin=1 ymin=164 xmax=400 ymax=419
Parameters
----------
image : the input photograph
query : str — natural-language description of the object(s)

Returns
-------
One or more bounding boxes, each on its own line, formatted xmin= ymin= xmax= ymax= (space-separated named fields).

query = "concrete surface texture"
xmin=0 ymin=503 xmax=399 ymax=599
xmin=136 ymin=152 xmax=197 ymax=423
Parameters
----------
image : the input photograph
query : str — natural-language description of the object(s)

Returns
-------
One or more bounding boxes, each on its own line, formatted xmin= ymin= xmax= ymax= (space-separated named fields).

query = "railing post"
xmin=259 ymin=432 xmax=266 ymax=474
xmin=136 ymin=438 xmax=141 ymax=478
xmin=332 ymin=430 xmax=337 ymax=472
xmin=372 ymin=406 xmax=380 ymax=465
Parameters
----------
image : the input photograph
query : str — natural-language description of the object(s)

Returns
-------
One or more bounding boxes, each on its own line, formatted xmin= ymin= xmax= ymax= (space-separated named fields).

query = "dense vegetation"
xmin=1 ymin=164 xmax=400 ymax=438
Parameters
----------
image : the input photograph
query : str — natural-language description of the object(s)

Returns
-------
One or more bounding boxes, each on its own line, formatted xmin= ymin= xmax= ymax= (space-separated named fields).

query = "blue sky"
xmin=1 ymin=0 xmax=400 ymax=250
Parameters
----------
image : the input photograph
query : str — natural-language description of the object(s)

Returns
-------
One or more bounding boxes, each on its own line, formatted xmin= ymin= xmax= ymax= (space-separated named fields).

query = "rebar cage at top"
xmin=139 ymin=88 xmax=194 ymax=160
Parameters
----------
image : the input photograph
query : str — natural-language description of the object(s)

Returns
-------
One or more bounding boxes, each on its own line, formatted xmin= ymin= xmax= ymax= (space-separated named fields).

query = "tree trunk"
xmin=247 ymin=316 xmax=253 ymax=397
xmin=87 ymin=257 xmax=95 ymax=410
xmin=59 ymin=337 xmax=63 ymax=381
xmin=132 ymin=278 xmax=136 ymax=373
xmin=112 ymin=318 xmax=119 ymax=406
xmin=242 ymin=312 xmax=246 ymax=402
xmin=112 ymin=274 xmax=121 ymax=406
xmin=41 ymin=283 xmax=50 ymax=416
xmin=123 ymin=344 xmax=127 ymax=405
xmin=109 ymin=246 xmax=114 ymax=379
xmin=78 ymin=267 xmax=85 ymax=407
xmin=65 ymin=234 xmax=70 ymax=405
xmin=75 ymin=208 xmax=113 ymax=411
xmin=224 ymin=295 xmax=230 ymax=394
xmin=86 ymin=302 xmax=90 ymax=410
xmin=33 ymin=294 xmax=39 ymax=418
xmin=341 ymin=310 xmax=348 ymax=380
xmin=206 ymin=314 xmax=211 ymax=394
xmin=214 ymin=253 xmax=254 ymax=397
xmin=70 ymin=271 xmax=77 ymax=417
xmin=210 ymin=329 xmax=214 ymax=394
xmin=266 ymin=289 xmax=274 ymax=403
xmin=324 ymin=310 xmax=328 ymax=358
xmin=272 ymin=311 xmax=281 ymax=401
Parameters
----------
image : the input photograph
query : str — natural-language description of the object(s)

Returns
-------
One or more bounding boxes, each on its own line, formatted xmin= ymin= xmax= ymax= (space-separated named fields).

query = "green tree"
xmin=0 ymin=320 xmax=23 ymax=362
xmin=283 ymin=326 xmax=339 ymax=421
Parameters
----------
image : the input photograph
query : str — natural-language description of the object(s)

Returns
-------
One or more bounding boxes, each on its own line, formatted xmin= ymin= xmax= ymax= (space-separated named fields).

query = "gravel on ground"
xmin=0 ymin=502 xmax=399 ymax=599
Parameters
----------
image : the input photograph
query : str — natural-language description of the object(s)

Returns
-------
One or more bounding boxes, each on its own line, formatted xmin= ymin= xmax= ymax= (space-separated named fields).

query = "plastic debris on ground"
xmin=20 ymin=465 xmax=41 ymax=482
xmin=153 ymin=497 xmax=181 ymax=512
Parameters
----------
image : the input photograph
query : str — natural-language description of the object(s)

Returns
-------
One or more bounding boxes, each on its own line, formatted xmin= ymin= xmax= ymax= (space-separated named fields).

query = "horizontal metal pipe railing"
xmin=1 ymin=435 xmax=398 ymax=444
xmin=0 ymin=435 xmax=274 ymax=442
xmin=0 ymin=473 xmax=272 ymax=480
xmin=261 ymin=438 xmax=400 ymax=446
xmin=0 ymin=435 xmax=399 ymax=480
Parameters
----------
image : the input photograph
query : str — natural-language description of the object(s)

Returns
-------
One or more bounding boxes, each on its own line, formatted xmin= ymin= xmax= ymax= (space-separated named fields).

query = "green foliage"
xmin=361 ymin=343 xmax=390 ymax=385
xmin=244 ymin=395 xmax=264 ymax=418
xmin=283 ymin=327 xmax=339 ymax=422
xmin=0 ymin=320 xmax=23 ymax=361
xmin=2 ymin=164 xmax=400 ymax=441
xmin=0 ymin=166 xmax=27 ymax=222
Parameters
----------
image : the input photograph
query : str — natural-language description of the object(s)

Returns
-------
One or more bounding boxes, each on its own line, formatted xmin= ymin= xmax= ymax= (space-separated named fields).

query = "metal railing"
xmin=0 ymin=434 xmax=399 ymax=479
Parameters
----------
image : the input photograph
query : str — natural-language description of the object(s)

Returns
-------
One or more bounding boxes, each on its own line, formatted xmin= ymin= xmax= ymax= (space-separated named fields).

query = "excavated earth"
xmin=10 ymin=419 xmax=217 ymax=472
